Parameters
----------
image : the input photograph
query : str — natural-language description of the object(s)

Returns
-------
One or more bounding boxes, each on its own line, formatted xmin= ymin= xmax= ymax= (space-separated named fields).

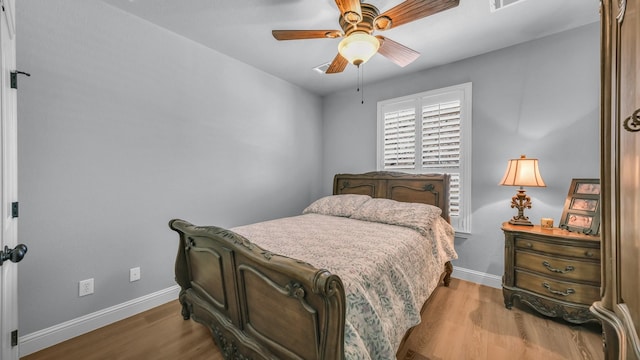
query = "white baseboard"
xmin=451 ymin=266 xmax=502 ymax=289
xmin=19 ymin=285 xmax=180 ymax=357
xmin=18 ymin=268 xmax=500 ymax=356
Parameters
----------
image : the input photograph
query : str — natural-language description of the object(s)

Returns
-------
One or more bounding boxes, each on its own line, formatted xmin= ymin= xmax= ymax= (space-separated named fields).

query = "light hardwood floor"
xmin=21 ymin=279 xmax=603 ymax=360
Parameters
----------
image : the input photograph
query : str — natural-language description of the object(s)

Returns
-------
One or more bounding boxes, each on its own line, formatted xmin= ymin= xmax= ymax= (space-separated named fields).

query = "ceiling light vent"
xmin=313 ymin=62 xmax=332 ymax=74
xmin=490 ymin=0 xmax=525 ymax=12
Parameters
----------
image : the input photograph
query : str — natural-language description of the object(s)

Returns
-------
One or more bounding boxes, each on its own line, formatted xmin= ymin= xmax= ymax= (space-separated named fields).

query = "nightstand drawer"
xmin=515 ymin=251 xmax=600 ymax=283
xmin=515 ymin=270 xmax=600 ymax=305
xmin=515 ymin=238 xmax=600 ymax=260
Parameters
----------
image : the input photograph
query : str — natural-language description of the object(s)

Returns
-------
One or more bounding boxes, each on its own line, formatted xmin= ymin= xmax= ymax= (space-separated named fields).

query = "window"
xmin=377 ymin=83 xmax=472 ymax=234
xmin=490 ymin=0 xmax=525 ymax=12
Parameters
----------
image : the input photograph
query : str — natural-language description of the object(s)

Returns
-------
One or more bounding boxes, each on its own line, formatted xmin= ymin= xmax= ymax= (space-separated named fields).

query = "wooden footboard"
xmin=169 ymin=219 xmax=346 ymax=360
xmin=170 ymin=219 xmax=454 ymax=360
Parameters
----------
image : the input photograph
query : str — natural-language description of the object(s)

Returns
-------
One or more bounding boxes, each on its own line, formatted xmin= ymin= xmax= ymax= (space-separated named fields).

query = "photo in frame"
xmin=559 ymin=178 xmax=600 ymax=235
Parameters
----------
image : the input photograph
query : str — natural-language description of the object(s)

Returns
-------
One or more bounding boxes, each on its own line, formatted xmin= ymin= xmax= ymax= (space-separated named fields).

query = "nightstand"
xmin=502 ymin=222 xmax=601 ymax=324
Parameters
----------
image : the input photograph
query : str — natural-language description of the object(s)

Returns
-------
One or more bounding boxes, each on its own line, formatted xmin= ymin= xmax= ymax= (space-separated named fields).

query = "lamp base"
xmin=508 ymin=187 xmax=534 ymax=226
xmin=508 ymin=218 xmax=534 ymax=226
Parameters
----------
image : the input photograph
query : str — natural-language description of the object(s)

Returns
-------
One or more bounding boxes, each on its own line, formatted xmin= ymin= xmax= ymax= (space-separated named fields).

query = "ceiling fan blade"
xmin=335 ymin=0 xmax=363 ymax=24
xmin=375 ymin=0 xmax=460 ymax=30
xmin=376 ymin=36 xmax=420 ymax=67
xmin=325 ymin=53 xmax=349 ymax=74
xmin=272 ymin=30 xmax=343 ymax=40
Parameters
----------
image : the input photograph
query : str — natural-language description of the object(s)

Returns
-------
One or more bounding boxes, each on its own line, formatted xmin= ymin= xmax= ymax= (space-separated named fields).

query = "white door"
xmin=0 ymin=0 xmax=19 ymax=359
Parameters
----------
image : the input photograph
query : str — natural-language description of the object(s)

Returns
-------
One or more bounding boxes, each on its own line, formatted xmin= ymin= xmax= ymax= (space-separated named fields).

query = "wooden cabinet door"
xmin=598 ymin=0 xmax=640 ymax=358
xmin=617 ymin=0 xmax=640 ymax=356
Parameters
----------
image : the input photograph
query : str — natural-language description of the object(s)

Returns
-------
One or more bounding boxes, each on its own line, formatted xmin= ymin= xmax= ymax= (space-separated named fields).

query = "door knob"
xmin=0 ymin=244 xmax=27 ymax=265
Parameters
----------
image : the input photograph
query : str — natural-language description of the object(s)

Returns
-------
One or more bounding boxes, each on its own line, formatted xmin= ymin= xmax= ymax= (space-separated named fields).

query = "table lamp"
xmin=499 ymin=155 xmax=546 ymax=226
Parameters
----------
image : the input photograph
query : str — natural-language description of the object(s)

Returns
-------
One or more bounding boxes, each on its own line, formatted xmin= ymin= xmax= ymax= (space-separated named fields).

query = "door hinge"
xmin=11 ymin=329 xmax=18 ymax=347
xmin=11 ymin=202 xmax=18 ymax=218
xmin=10 ymin=71 xmax=31 ymax=89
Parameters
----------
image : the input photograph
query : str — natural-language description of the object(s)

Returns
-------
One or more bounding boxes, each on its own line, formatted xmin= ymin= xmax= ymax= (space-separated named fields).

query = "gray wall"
xmin=17 ymin=0 xmax=323 ymax=335
xmin=322 ymin=23 xmax=600 ymax=277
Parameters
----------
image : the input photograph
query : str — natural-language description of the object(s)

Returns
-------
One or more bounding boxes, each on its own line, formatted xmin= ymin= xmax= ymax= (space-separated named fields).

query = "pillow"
xmin=302 ymin=194 xmax=372 ymax=217
xmin=349 ymin=198 xmax=442 ymax=236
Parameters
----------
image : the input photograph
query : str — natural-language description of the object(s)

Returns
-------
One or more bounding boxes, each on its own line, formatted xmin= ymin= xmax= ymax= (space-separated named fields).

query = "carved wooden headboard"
xmin=333 ymin=171 xmax=450 ymax=222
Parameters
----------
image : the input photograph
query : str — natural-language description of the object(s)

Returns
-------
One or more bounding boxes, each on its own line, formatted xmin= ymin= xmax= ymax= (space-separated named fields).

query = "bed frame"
xmin=169 ymin=171 xmax=453 ymax=360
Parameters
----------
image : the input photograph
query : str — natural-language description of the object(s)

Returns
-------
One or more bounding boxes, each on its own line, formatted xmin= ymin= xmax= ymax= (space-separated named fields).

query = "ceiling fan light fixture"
xmin=338 ymin=32 xmax=380 ymax=66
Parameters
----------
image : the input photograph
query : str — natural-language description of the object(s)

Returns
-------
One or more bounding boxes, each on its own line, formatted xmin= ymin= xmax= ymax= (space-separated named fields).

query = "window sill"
xmin=454 ymin=231 xmax=471 ymax=239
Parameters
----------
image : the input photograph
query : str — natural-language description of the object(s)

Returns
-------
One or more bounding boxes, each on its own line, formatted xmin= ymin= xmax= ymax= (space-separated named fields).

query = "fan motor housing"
xmin=339 ymin=3 xmax=380 ymax=36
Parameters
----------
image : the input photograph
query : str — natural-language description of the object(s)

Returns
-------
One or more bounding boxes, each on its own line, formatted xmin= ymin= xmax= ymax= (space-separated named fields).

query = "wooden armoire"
xmin=590 ymin=0 xmax=640 ymax=359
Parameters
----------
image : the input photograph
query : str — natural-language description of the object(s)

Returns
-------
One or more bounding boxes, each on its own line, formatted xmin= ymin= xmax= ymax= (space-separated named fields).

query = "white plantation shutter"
xmin=377 ymin=83 xmax=472 ymax=234
xmin=422 ymin=100 xmax=462 ymax=217
xmin=448 ymin=173 xmax=460 ymax=218
xmin=422 ymin=101 xmax=461 ymax=168
xmin=383 ymin=108 xmax=416 ymax=169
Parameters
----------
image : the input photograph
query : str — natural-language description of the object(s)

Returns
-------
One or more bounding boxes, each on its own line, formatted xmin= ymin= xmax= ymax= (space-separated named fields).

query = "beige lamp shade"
xmin=338 ymin=31 xmax=380 ymax=66
xmin=499 ymin=155 xmax=546 ymax=187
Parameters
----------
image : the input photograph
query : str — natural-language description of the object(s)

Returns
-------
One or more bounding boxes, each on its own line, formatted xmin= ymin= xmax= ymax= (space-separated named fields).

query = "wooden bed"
xmin=169 ymin=171 xmax=454 ymax=359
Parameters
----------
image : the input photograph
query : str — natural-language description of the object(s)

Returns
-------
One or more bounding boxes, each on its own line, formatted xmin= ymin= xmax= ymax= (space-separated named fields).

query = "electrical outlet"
xmin=79 ymin=278 xmax=94 ymax=297
xmin=129 ymin=267 xmax=140 ymax=282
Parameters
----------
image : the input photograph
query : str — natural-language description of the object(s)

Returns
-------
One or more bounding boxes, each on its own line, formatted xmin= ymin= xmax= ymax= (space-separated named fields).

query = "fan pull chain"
xmin=361 ymin=64 xmax=365 ymax=104
xmin=355 ymin=65 xmax=365 ymax=104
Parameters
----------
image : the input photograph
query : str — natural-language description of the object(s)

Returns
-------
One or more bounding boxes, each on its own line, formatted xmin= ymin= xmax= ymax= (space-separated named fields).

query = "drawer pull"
xmin=542 ymin=282 xmax=575 ymax=297
xmin=585 ymin=251 xmax=595 ymax=258
xmin=542 ymin=261 xmax=575 ymax=274
xmin=525 ymin=242 xmax=533 ymax=248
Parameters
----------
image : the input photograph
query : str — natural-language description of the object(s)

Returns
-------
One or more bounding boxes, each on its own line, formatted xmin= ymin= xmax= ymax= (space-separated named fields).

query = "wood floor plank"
xmin=22 ymin=279 xmax=603 ymax=360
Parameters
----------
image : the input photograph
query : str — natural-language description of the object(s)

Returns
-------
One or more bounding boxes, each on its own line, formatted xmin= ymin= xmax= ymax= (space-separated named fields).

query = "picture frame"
xmin=559 ymin=178 xmax=600 ymax=235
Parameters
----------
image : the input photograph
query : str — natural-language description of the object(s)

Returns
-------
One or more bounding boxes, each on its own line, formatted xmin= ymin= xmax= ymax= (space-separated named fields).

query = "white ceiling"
xmin=98 ymin=0 xmax=600 ymax=96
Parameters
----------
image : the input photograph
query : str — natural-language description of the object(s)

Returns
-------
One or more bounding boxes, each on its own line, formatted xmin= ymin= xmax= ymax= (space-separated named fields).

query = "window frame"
xmin=376 ymin=82 xmax=472 ymax=235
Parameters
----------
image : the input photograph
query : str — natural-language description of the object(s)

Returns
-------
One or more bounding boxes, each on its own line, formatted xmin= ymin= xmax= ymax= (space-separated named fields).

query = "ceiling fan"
xmin=272 ymin=0 xmax=460 ymax=74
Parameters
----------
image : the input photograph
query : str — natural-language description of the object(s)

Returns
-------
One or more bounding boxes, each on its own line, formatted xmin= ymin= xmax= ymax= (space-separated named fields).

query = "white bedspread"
xmin=232 ymin=212 xmax=457 ymax=360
